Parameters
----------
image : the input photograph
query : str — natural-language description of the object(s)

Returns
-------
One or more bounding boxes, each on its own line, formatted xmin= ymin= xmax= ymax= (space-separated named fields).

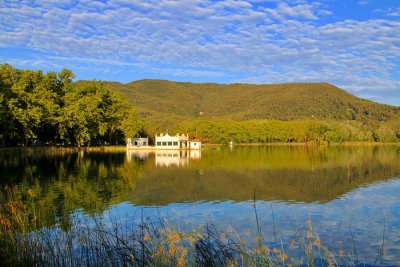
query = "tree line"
xmin=175 ymin=119 xmax=400 ymax=144
xmin=1 ymin=63 xmax=399 ymax=147
xmin=0 ymin=63 xmax=143 ymax=147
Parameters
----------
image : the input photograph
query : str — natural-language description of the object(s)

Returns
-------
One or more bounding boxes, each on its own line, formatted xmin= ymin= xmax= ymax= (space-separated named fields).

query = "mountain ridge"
xmin=104 ymin=79 xmax=399 ymax=122
xmin=99 ymin=79 xmax=400 ymax=143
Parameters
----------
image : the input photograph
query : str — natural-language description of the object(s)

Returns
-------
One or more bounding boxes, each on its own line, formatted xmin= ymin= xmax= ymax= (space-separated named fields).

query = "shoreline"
xmin=0 ymin=141 xmax=398 ymax=152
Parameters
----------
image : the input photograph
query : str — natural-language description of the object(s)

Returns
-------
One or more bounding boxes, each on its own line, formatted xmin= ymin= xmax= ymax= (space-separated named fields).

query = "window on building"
xmin=162 ymin=142 xmax=167 ymax=146
xmin=157 ymin=142 xmax=161 ymax=146
xmin=173 ymin=142 xmax=178 ymax=146
xmin=134 ymin=141 xmax=138 ymax=145
xmin=168 ymin=142 xmax=172 ymax=146
xmin=143 ymin=142 xmax=147 ymax=145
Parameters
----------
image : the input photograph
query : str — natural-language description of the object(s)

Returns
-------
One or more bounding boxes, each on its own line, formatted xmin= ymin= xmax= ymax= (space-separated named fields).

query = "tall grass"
xmin=0 ymin=186 xmax=358 ymax=266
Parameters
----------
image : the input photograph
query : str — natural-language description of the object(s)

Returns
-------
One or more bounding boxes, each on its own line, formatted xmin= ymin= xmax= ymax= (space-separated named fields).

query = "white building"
xmin=126 ymin=134 xmax=202 ymax=150
xmin=126 ymin=137 xmax=149 ymax=148
xmin=155 ymin=133 xmax=189 ymax=149
xmin=189 ymin=139 xmax=202 ymax=150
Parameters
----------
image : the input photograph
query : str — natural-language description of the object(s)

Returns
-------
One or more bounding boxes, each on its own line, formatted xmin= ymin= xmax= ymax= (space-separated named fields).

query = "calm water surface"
xmin=1 ymin=145 xmax=399 ymax=265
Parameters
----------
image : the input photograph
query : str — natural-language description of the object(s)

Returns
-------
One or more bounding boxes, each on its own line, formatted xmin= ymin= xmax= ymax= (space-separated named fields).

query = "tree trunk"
xmin=109 ymin=128 xmax=115 ymax=145
xmin=24 ymin=136 xmax=28 ymax=147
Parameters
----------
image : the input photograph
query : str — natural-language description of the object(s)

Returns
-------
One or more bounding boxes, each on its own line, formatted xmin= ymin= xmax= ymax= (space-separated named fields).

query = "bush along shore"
xmin=0 ymin=186 xmax=372 ymax=267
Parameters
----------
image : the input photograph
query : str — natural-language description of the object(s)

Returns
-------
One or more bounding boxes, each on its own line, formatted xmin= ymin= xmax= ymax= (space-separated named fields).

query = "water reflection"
xmin=1 ymin=146 xmax=399 ymax=206
xmin=115 ymin=178 xmax=400 ymax=266
xmin=126 ymin=150 xmax=150 ymax=161
xmin=0 ymin=145 xmax=399 ymax=265
xmin=127 ymin=145 xmax=400 ymax=204
xmin=190 ymin=149 xmax=201 ymax=159
xmin=126 ymin=149 xmax=202 ymax=167
xmin=155 ymin=150 xmax=189 ymax=167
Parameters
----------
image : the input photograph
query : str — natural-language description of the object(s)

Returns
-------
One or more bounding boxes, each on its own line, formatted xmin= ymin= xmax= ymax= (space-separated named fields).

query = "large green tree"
xmin=0 ymin=63 xmax=16 ymax=145
xmin=0 ymin=64 xmax=143 ymax=147
xmin=60 ymin=81 xmax=143 ymax=147
xmin=62 ymin=81 xmax=106 ymax=147
xmin=101 ymin=90 xmax=143 ymax=144
xmin=5 ymin=69 xmax=61 ymax=145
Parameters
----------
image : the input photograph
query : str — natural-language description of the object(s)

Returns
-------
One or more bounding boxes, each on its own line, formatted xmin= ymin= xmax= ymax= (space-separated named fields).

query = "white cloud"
xmin=276 ymin=2 xmax=317 ymax=20
xmin=387 ymin=7 xmax=400 ymax=17
xmin=0 ymin=0 xmax=399 ymax=105
xmin=373 ymin=7 xmax=400 ymax=18
xmin=358 ymin=0 xmax=369 ymax=5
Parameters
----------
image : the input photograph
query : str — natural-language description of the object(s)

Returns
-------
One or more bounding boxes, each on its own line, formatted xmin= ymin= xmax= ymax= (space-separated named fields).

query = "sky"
xmin=1 ymin=0 xmax=399 ymax=106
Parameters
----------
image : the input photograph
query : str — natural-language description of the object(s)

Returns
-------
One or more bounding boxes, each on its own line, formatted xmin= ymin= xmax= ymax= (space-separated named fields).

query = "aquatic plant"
xmin=0 ymin=186 xmax=366 ymax=266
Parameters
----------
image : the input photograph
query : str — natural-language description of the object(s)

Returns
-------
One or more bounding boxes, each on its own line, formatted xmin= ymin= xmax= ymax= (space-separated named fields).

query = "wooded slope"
xmin=106 ymin=79 xmax=399 ymax=123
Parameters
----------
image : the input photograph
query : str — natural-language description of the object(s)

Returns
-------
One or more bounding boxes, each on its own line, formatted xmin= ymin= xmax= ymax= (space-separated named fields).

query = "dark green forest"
xmin=1 ymin=64 xmax=399 ymax=146
xmin=0 ymin=64 xmax=142 ymax=147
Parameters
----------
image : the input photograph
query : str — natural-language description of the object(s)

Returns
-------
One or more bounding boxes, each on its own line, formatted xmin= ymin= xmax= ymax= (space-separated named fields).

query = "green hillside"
xmin=2 ymin=62 xmax=397 ymax=146
xmin=106 ymin=79 xmax=399 ymax=122
xmin=104 ymin=80 xmax=400 ymax=143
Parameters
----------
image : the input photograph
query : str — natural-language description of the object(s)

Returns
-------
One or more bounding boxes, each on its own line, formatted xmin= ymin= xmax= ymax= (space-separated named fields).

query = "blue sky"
xmin=1 ymin=0 xmax=399 ymax=106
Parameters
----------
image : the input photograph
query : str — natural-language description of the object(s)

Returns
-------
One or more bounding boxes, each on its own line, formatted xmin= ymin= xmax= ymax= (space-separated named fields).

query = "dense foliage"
xmin=106 ymin=79 xmax=400 ymax=143
xmin=1 ymin=64 xmax=399 ymax=145
xmin=0 ymin=64 xmax=143 ymax=147
xmin=110 ymin=79 xmax=400 ymax=122
xmin=175 ymin=119 xmax=399 ymax=144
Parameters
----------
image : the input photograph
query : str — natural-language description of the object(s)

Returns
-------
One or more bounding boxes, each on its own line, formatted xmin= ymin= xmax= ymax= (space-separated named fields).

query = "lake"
xmin=0 ymin=145 xmax=399 ymax=265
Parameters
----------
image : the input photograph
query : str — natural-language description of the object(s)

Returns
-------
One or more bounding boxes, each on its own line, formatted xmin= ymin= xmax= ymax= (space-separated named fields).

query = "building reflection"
xmin=126 ymin=150 xmax=150 ymax=162
xmin=126 ymin=149 xmax=202 ymax=166
xmin=155 ymin=150 xmax=189 ymax=167
xmin=189 ymin=149 xmax=201 ymax=159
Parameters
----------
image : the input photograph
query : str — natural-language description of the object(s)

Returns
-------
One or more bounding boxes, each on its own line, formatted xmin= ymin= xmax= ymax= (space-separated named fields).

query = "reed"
xmin=0 ymin=186 xmax=358 ymax=266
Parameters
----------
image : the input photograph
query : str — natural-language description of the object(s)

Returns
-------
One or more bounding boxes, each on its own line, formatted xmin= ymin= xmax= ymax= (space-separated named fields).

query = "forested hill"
xmin=105 ymin=79 xmax=399 ymax=123
xmin=2 ymin=63 xmax=398 ymax=146
xmin=102 ymin=79 xmax=399 ymax=143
